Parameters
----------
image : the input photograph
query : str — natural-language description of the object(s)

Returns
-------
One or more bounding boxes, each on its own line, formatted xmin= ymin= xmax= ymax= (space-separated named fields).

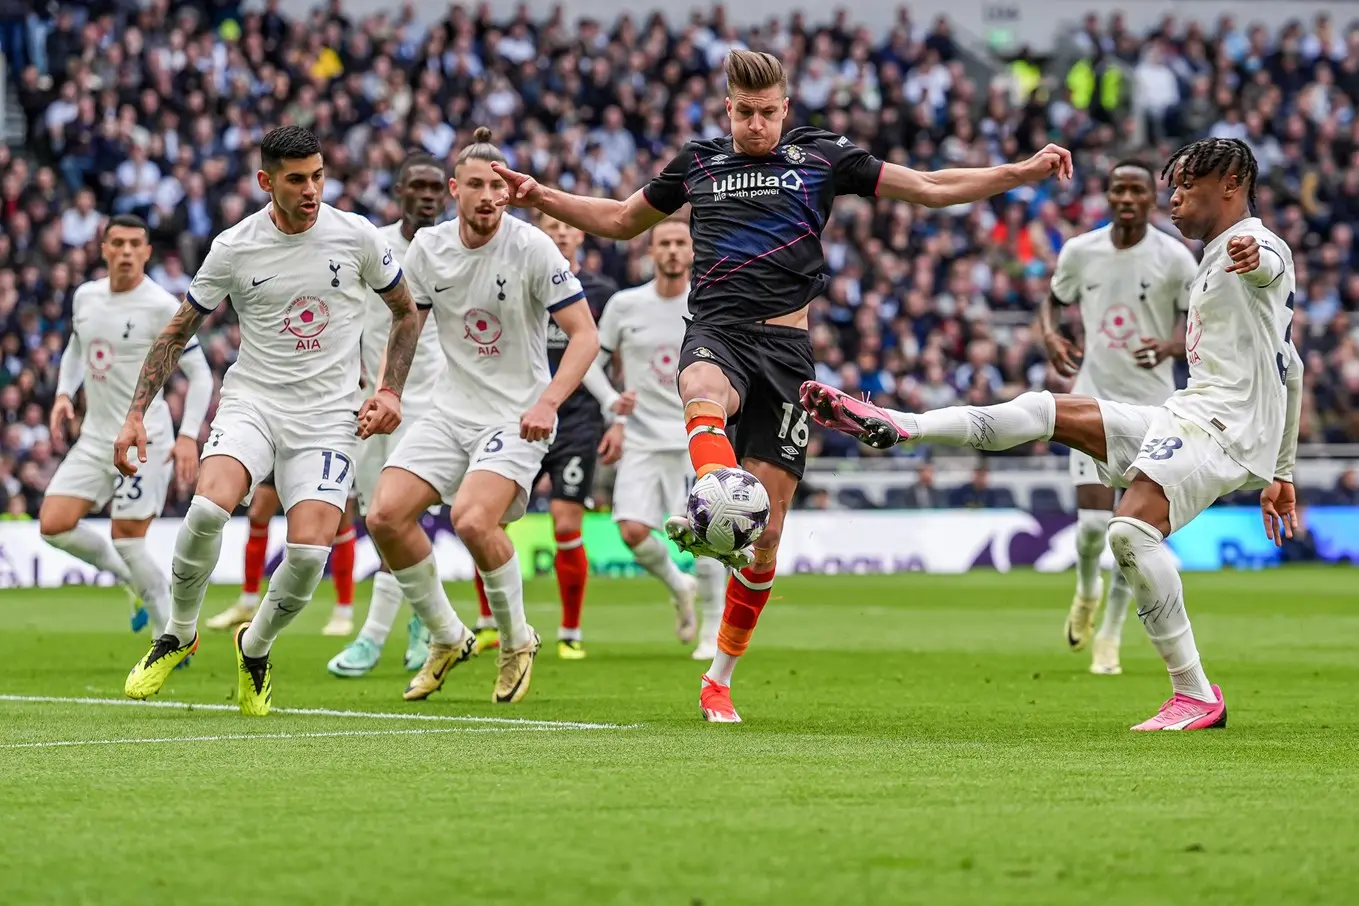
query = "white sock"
xmin=165 ymin=496 xmax=231 ymax=646
xmin=1097 ymin=567 xmax=1134 ymax=642
xmin=481 ymin=552 xmax=530 ymax=650
xmin=707 ymin=650 xmax=738 ymax=686
xmin=694 ymin=557 xmax=726 ymax=646
xmin=392 ymin=554 xmax=466 ymax=645
xmin=358 ymin=571 xmax=404 ymax=647
xmin=630 ymin=533 xmax=689 ymax=597
xmin=891 ymin=390 xmax=1055 ymax=450
xmin=1074 ymin=509 xmax=1111 ymax=600
xmin=1108 ymin=516 xmax=1215 ymax=702
xmin=241 ymin=543 xmax=330 ymax=658
xmin=112 ymin=537 xmax=169 ymax=636
xmin=42 ymin=523 xmax=132 ymax=583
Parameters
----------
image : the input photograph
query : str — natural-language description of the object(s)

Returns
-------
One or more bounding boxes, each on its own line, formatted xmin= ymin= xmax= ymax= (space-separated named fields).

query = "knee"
xmin=619 ymin=520 xmax=650 ymax=548
xmin=551 ymin=503 xmax=583 ymax=537
xmin=364 ymin=498 xmax=405 ymax=545
xmin=451 ymin=504 xmax=497 ymax=548
xmin=37 ymin=506 xmax=78 ymax=539
xmin=1107 ymin=516 xmax=1159 ymax=571
xmin=1075 ymin=509 xmax=1112 ymax=553
xmin=184 ymin=495 xmax=231 ymax=535
xmin=281 ymin=542 xmax=329 ymax=584
xmin=753 ymin=523 xmax=782 ymax=555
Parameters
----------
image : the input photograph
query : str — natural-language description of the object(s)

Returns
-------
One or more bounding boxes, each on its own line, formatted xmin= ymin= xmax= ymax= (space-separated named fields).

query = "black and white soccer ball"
xmin=687 ymin=467 xmax=771 ymax=553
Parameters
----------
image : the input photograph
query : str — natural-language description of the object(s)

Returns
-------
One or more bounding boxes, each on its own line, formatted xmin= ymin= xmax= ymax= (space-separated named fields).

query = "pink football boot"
xmin=1131 ymin=684 xmax=1227 ymax=731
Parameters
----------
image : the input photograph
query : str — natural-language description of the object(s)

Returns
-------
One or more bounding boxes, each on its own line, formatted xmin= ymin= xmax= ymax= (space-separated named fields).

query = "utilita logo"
xmin=711 ymin=170 xmax=804 ymax=201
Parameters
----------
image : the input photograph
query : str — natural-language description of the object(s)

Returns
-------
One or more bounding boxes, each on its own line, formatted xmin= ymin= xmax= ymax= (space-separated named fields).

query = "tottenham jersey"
xmin=1165 ymin=218 xmax=1297 ymax=482
xmin=403 ymin=215 xmax=585 ymax=425
xmin=598 ymin=280 xmax=689 ymax=453
xmin=1049 ymin=225 xmax=1198 ymax=405
xmin=68 ymin=277 xmax=185 ymax=444
xmin=186 ymin=203 xmax=402 ymax=413
xmin=359 ymin=222 xmax=445 ymax=418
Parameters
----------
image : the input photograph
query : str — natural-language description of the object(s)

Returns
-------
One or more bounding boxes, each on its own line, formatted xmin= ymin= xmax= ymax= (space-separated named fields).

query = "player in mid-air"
xmin=492 ymin=49 xmax=1071 ymax=722
xmin=803 ymin=138 xmax=1300 ymax=731
xmin=41 ymin=214 xmax=212 ymax=636
xmin=364 ymin=128 xmax=599 ymax=704
xmin=587 ymin=217 xmax=725 ymax=659
xmin=1040 ymin=161 xmax=1199 ymax=675
xmin=467 ymin=211 xmax=623 ymax=660
xmin=116 ymin=125 xmax=420 ymax=716
xmin=324 ymin=151 xmax=451 ymax=678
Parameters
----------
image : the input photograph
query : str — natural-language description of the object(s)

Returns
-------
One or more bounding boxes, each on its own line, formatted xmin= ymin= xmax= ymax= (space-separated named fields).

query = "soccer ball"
xmin=687 ymin=467 xmax=771 ymax=553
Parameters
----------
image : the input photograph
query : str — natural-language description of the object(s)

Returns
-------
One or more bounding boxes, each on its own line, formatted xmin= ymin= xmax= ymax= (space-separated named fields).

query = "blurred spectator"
xmin=949 ymin=462 xmax=1008 ymax=509
xmin=899 ymin=462 xmax=946 ymax=509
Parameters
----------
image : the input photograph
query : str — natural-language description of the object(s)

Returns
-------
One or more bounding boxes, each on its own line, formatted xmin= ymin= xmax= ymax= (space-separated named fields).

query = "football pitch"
xmin=1 ymin=568 xmax=1356 ymax=905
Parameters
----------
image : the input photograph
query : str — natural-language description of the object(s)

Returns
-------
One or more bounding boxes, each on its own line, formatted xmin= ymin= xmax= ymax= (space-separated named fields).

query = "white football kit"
xmin=386 ymin=215 xmax=585 ymax=522
xmin=1049 ymin=225 xmax=1199 ymax=485
xmin=594 ymin=280 xmax=693 ymax=529
xmin=48 ymin=277 xmax=211 ymax=519
xmin=1091 ymin=219 xmax=1299 ymax=530
xmin=186 ymin=203 xmax=402 ymax=511
xmin=354 ymin=221 xmax=447 ymax=515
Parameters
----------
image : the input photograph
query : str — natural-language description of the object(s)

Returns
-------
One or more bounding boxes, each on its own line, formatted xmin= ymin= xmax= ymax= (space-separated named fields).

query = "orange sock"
xmin=243 ymin=520 xmax=269 ymax=594
xmin=554 ymin=531 xmax=588 ymax=636
xmin=716 ymin=563 xmax=776 ymax=658
xmin=475 ymin=572 xmax=492 ymax=622
xmin=685 ymin=399 xmax=737 ymax=479
xmin=330 ymin=527 xmax=355 ymax=606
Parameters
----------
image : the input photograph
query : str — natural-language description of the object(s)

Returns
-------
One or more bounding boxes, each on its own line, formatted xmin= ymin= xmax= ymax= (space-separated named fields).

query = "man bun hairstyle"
xmin=456 ymin=126 xmax=507 ymax=169
xmin=260 ymin=125 xmax=322 ymax=172
xmin=725 ymin=50 xmax=788 ymax=96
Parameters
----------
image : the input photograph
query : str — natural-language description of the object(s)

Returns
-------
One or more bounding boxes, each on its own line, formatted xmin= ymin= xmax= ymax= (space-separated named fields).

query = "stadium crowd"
xmin=3 ymin=0 xmax=1359 ymax=518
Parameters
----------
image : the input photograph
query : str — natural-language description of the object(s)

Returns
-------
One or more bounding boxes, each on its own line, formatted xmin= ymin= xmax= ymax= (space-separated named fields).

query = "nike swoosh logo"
xmin=434 ymin=284 xmax=454 ymax=293
xmin=497 ymin=664 xmax=529 ymax=702
xmin=432 ymin=659 xmax=451 ymax=681
xmin=252 ymin=276 xmax=277 ymax=286
xmin=316 ymin=484 xmax=343 ymax=493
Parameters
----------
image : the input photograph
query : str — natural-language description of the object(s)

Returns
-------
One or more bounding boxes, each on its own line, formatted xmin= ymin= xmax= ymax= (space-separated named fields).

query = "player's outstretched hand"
xmin=1016 ymin=143 xmax=1074 ymax=183
xmin=49 ymin=394 xmax=75 ymax=443
xmin=491 ymin=162 xmax=544 ymax=208
xmin=358 ymin=391 xmax=402 ymax=438
xmin=597 ymin=422 xmax=625 ymax=466
xmin=172 ymin=434 xmax=199 ymax=490
xmin=520 ymin=399 xmax=556 ymax=442
xmin=113 ymin=414 xmax=146 ymax=478
xmin=1042 ymin=330 xmax=1082 ymax=377
xmin=1224 ymin=235 xmax=1260 ymax=274
xmin=1260 ymin=479 xmax=1298 ymax=547
xmin=611 ymin=390 xmax=637 ymax=418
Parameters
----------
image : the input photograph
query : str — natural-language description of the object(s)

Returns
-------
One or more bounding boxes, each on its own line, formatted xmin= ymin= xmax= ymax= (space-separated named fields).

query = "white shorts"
xmin=611 ymin=449 xmax=693 ymax=529
xmin=1096 ymin=401 xmax=1263 ymax=532
xmin=383 ymin=410 xmax=550 ymax=525
xmin=1068 ymin=449 xmax=1101 ymax=485
xmin=203 ymin=398 xmax=359 ymax=513
xmin=47 ymin=433 xmax=173 ymax=521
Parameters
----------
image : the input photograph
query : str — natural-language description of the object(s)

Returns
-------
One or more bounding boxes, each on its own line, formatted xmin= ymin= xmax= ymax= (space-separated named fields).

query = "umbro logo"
xmin=780 ymin=445 xmax=798 ymax=458
xmin=252 ymin=275 xmax=277 ymax=286
xmin=711 ymin=154 xmax=729 ymax=163
xmin=836 ymin=135 xmax=850 ymax=147
xmin=693 ymin=347 xmax=713 ymax=359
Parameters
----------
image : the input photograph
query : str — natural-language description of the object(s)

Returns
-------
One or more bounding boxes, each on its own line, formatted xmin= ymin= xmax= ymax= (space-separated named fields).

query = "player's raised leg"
xmin=666 ymin=361 xmax=748 ymax=568
xmin=549 ymin=497 xmax=590 ymax=659
xmin=322 ymin=498 xmax=358 ymax=636
xmin=367 ymin=465 xmax=476 ymax=701
xmin=206 ymin=483 xmax=276 ymax=630
xmin=451 ymin=470 xmax=541 ymax=703
xmin=618 ymin=518 xmax=698 ymax=643
xmin=1067 ymin=477 xmax=1113 ymax=653
xmin=38 ymin=494 xmax=144 ymax=627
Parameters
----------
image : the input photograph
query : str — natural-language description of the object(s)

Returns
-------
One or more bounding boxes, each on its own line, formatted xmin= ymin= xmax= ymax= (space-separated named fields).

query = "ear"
xmin=1222 ymin=172 xmax=1244 ymax=198
xmin=725 ymin=96 xmax=733 ymax=118
xmin=256 ymin=169 xmax=270 ymax=194
xmin=447 ymin=177 xmax=458 ymax=195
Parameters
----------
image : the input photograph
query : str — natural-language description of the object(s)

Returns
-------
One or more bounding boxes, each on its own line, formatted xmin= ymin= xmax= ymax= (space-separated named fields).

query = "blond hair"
xmin=455 ymin=126 xmax=507 ymax=169
xmin=725 ymin=50 xmax=787 ymax=95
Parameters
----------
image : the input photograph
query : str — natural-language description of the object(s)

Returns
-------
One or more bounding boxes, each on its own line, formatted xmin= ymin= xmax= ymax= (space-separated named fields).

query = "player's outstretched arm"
xmin=492 ymin=162 xmax=666 ymax=240
xmin=877 ymin=143 xmax=1073 ymax=208
xmin=521 ymin=300 xmax=600 ymax=441
xmin=116 ymin=300 xmax=206 ymax=476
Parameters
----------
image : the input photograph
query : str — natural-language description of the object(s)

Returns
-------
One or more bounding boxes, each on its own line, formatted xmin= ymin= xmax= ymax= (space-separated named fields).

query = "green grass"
xmin=2 ymin=568 xmax=1358 ymax=905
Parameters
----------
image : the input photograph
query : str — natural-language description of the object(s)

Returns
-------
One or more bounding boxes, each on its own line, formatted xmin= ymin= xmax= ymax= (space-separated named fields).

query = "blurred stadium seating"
xmin=2 ymin=1 xmax=1357 ymax=518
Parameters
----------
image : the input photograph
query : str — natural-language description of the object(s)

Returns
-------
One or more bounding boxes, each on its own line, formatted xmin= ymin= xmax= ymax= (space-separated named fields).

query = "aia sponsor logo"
xmin=1098 ymin=304 xmax=1139 ymax=349
xmin=280 ymin=296 xmax=330 ymax=351
xmin=649 ymin=345 xmax=679 ymax=383
xmin=87 ymin=340 xmax=115 ymax=379
xmin=464 ymin=308 xmax=503 ymax=357
xmin=1185 ymin=309 xmax=1204 ymax=366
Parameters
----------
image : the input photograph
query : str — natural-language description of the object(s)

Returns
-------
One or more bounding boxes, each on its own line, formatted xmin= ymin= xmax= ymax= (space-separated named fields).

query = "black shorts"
xmin=678 ymin=321 xmax=814 ymax=479
xmin=537 ymin=424 xmax=601 ymax=505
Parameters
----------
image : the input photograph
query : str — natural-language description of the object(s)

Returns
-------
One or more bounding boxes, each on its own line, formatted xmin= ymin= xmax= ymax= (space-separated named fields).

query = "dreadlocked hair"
xmin=1161 ymin=138 xmax=1259 ymax=209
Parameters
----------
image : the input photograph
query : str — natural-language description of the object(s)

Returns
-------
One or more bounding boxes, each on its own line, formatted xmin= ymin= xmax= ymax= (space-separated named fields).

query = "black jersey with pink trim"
xmin=641 ymin=126 xmax=884 ymax=326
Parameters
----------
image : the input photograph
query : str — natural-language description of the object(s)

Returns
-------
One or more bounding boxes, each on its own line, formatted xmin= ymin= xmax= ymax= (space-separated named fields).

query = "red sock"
xmin=243 ymin=520 xmax=269 ymax=594
xmin=554 ymin=531 xmax=588 ymax=633
xmin=475 ymin=572 xmax=492 ymax=621
xmin=330 ymin=527 xmax=355 ymax=607
xmin=685 ymin=400 xmax=737 ymax=479
xmin=717 ymin=563 xmax=776 ymax=657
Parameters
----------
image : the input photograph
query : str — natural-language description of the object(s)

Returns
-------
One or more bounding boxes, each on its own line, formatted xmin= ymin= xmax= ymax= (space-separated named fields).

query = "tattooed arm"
xmin=114 ymin=300 xmax=206 ymax=476
xmin=356 ymin=275 xmax=420 ymax=438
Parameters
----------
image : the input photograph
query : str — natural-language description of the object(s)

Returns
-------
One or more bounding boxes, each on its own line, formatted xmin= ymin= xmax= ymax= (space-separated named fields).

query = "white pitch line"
xmin=0 ymin=727 xmax=545 ymax=751
xmin=0 ymin=694 xmax=640 ymax=730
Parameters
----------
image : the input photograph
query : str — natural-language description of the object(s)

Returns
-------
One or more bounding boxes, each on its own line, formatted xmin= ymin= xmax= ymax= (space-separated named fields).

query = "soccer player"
xmin=41 ymin=215 xmax=212 ymax=635
xmin=202 ymin=484 xmax=359 ymax=636
xmin=326 ymin=151 xmax=450 ymax=678
xmin=117 ymin=126 xmax=419 ymax=716
xmin=364 ymin=128 xmax=599 ymax=704
xmin=1039 ymin=161 xmax=1199 ymax=675
xmin=491 ymin=50 xmax=1070 ymax=722
xmin=587 ymin=217 xmax=725 ymax=659
xmin=803 ymin=138 xmax=1300 ymax=731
